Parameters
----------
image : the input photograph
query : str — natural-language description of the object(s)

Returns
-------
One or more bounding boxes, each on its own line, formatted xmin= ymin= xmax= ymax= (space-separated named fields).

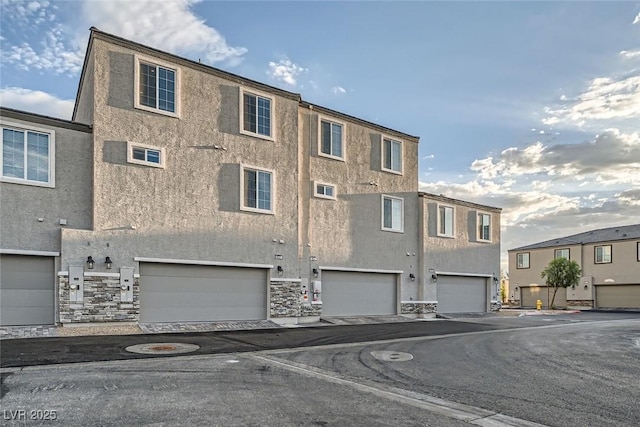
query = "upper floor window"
xmin=382 ymin=195 xmax=403 ymax=233
xmin=382 ymin=137 xmax=403 ymax=174
xmin=554 ymin=248 xmax=570 ymax=259
xmin=477 ymin=212 xmax=491 ymax=242
xmin=241 ymin=88 xmax=273 ymax=140
xmin=241 ymin=165 xmax=274 ymax=214
xmin=314 ymin=181 xmax=336 ymax=200
xmin=127 ymin=141 xmax=165 ymax=168
xmin=517 ymin=253 xmax=530 ymax=269
xmin=437 ymin=205 xmax=454 ymax=237
xmin=135 ymin=56 xmax=179 ymax=116
xmin=595 ymin=245 xmax=612 ymax=264
xmin=1 ymin=122 xmax=55 ymax=188
xmin=319 ymin=118 xmax=344 ymax=160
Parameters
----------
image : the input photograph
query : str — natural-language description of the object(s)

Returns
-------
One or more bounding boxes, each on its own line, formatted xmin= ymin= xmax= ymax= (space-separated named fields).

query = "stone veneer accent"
xmin=59 ymin=275 xmax=140 ymax=323
xmin=567 ymin=300 xmax=593 ymax=308
xmin=270 ymin=281 xmax=321 ymax=317
xmin=401 ymin=302 xmax=437 ymax=314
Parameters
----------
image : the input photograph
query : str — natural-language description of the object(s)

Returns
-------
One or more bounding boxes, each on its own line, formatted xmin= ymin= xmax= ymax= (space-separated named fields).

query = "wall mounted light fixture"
xmin=277 ymin=266 xmax=283 ymax=276
xmin=312 ymin=268 xmax=319 ymax=278
xmin=409 ymin=273 xmax=416 ymax=281
xmin=105 ymin=256 xmax=113 ymax=270
xmin=431 ymin=273 xmax=438 ymax=283
xmin=86 ymin=256 xmax=95 ymax=269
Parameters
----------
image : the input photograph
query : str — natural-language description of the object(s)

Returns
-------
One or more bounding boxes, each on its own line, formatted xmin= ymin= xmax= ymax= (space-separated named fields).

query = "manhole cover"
xmin=370 ymin=350 xmax=413 ymax=362
xmin=125 ymin=342 xmax=200 ymax=355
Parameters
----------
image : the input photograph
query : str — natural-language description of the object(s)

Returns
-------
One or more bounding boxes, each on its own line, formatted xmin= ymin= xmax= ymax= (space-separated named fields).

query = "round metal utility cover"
xmin=370 ymin=350 xmax=413 ymax=362
xmin=125 ymin=342 xmax=200 ymax=355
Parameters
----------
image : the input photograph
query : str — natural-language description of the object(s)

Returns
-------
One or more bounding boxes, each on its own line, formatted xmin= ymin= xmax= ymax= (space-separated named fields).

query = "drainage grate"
xmin=125 ymin=342 xmax=200 ymax=355
xmin=370 ymin=350 xmax=413 ymax=362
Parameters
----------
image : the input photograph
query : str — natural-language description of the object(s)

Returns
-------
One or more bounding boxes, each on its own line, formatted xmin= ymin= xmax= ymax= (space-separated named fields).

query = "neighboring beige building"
xmin=1 ymin=28 xmax=501 ymax=331
xmin=508 ymin=224 xmax=640 ymax=309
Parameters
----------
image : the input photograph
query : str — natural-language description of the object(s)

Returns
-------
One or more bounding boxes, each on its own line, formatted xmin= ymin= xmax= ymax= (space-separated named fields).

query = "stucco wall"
xmin=0 ymin=113 xmax=93 ymax=254
xmin=582 ymin=240 xmax=640 ymax=284
xmin=509 ymin=244 xmax=583 ymax=289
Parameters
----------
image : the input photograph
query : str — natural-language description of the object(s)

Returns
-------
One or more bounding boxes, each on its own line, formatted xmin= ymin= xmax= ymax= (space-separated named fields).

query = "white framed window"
xmin=595 ymin=245 xmax=612 ymax=264
xmin=127 ymin=141 xmax=165 ymax=168
xmin=1 ymin=120 xmax=55 ymax=188
xmin=381 ymin=195 xmax=404 ymax=233
xmin=240 ymin=164 xmax=274 ymax=214
xmin=437 ymin=204 xmax=455 ymax=237
xmin=554 ymin=248 xmax=570 ymax=259
xmin=314 ymin=181 xmax=336 ymax=200
xmin=637 ymin=242 xmax=640 ymax=262
xmin=382 ymin=136 xmax=403 ymax=174
xmin=517 ymin=253 xmax=530 ymax=269
xmin=318 ymin=117 xmax=344 ymax=161
xmin=477 ymin=212 xmax=491 ymax=242
xmin=134 ymin=55 xmax=180 ymax=117
xmin=240 ymin=88 xmax=274 ymax=140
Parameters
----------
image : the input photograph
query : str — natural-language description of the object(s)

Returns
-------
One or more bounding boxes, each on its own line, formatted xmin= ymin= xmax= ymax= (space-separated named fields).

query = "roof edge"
xmin=419 ymin=191 xmax=502 ymax=212
xmin=1 ymin=107 xmax=92 ymax=133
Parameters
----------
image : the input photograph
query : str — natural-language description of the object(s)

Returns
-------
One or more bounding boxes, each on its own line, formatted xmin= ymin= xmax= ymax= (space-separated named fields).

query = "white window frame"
xmin=239 ymin=87 xmax=275 ymax=141
xmin=554 ymin=248 xmax=570 ymax=260
xmin=381 ymin=194 xmax=404 ymax=233
xmin=637 ymin=242 xmax=640 ymax=262
xmin=313 ymin=181 xmax=337 ymax=200
xmin=126 ymin=141 xmax=166 ymax=168
xmin=134 ymin=55 xmax=180 ymax=118
xmin=240 ymin=164 xmax=275 ymax=214
xmin=517 ymin=253 xmax=530 ymax=269
xmin=381 ymin=135 xmax=403 ymax=175
xmin=318 ymin=116 xmax=345 ymax=161
xmin=1 ymin=119 xmax=55 ymax=188
xmin=595 ymin=245 xmax=612 ymax=264
xmin=477 ymin=211 xmax=492 ymax=242
xmin=436 ymin=204 xmax=455 ymax=238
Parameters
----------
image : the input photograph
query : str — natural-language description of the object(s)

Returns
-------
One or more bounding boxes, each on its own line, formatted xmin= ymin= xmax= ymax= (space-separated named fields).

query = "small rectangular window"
xmin=554 ymin=248 xmax=570 ymax=259
xmin=595 ymin=245 xmax=612 ymax=264
xmin=517 ymin=253 xmax=530 ymax=269
xmin=437 ymin=205 xmax=454 ymax=237
xmin=478 ymin=213 xmax=491 ymax=242
xmin=382 ymin=137 xmax=402 ymax=174
xmin=241 ymin=165 xmax=274 ymax=214
xmin=135 ymin=56 xmax=179 ymax=117
xmin=1 ymin=122 xmax=54 ymax=187
xmin=240 ymin=89 xmax=273 ymax=140
xmin=382 ymin=195 xmax=403 ymax=233
xmin=127 ymin=142 xmax=165 ymax=168
xmin=314 ymin=182 xmax=336 ymax=200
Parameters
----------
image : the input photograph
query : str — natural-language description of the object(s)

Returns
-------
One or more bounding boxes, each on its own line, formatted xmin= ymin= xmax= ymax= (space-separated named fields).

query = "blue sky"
xmin=1 ymin=1 xmax=639 ymax=272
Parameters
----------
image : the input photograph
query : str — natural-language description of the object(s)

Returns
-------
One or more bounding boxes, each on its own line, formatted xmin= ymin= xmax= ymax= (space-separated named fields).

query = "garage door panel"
xmin=437 ymin=276 xmax=487 ymax=313
xmin=596 ymin=285 xmax=640 ymax=308
xmin=322 ymin=271 xmax=396 ymax=317
xmin=521 ymin=287 xmax=567 ymax=308
xmin=0 ymin=289 xmax=55 ymax=306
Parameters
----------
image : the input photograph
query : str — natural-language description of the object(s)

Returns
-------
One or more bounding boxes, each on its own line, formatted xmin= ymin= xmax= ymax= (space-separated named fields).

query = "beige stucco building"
xmin=1 ymin=28 xmax=502 ymax=331
xmin=508 ymin=224 xmax=640 ymax=309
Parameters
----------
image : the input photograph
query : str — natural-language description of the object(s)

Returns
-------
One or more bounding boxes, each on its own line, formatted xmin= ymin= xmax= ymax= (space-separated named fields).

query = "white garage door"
xmin=596 ymin=285 xmax=640 ymax=308
xmin=437 ymin=275 xmax=487 ymax=313
xmin=0 ymin=254 xmax=55 ymax=326
xmin=139 ymin=263 xmax=268 ymax=323
xmin=321 ymin=271 xmax=397 ymax=317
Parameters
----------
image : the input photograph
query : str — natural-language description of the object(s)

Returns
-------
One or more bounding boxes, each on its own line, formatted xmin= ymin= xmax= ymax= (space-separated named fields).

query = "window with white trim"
xmin=319 ymin=118 xmax=344 ymax=160
xmin=241 ymin=165 xmax=274 ymax=214
xmin=595 ymin=245 xmax=611 ymax=264
xmin=314 ymin=182 xmax=336 ymax=200
xmin=240 ymin=88 xmax=273 ymax=140
xmin=382 ymin=195 xmax=403 ymax=233
xmin=554 ymin=248 xmax=570 ymax=259
xmin=437 ymin=205 xmax=454 ymax=237
xmin=1 ymin=122 xmax=54 ymax=187
xmin=134 ymin=56 xmax=179 ymax=116
xmin=382 ymin=136 xmax=402 ymax=174
xmin=127 ymin=141 xmax=165 ymax=168
xmin=517 ymin=253 xmax=530 ymax=269
xmin=477 ymin=212 xmax=491 ymax=242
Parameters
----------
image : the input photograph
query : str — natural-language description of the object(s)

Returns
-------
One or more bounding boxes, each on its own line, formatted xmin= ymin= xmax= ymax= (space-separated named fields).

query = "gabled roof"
xmin=510 ymin=224 xmax=640 ymax=251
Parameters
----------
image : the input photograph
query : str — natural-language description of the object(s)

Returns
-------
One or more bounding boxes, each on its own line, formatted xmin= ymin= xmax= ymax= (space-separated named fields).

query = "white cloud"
xmin=633 ymin=13 xmax=640 ymax=24
xmin=267 ymin=58 xmax=307 ymax=86
xmin=422 ymin=154 xmax=435 ymax=160
xmin=0 ymin=87 xmax=74 ymax=119
xmin=620 ymin=49 xmax=640 ymax=58
xmin=331 ymin=86 xmax=346 ymax=95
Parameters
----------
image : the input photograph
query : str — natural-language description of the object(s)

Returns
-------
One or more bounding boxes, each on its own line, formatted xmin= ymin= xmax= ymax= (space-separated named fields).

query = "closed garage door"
xmin=321 ymin=271 xmax=397 ymax=316
xmin=139 ymin=263 xmax=268 ymax=323
xmin=596 ymin=285 xmax=640 ymax=308
xmin=0 ymin=254 xmax=55 ymax=326
xmin=437 ymin=276 xmax=487 ymax=313
xmin=521 ymin=286 xmax=567 ymax=309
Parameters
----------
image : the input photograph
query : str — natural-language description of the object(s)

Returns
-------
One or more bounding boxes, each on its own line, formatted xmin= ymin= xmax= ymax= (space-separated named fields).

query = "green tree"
xmin=541 ymin=257 xmax=582 ymax=309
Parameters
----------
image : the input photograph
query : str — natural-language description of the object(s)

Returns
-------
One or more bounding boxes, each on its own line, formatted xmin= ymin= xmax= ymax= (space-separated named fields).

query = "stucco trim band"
xmin=435 ymin=271 xmax=493 ymax=278
xmin=58 ymin=271 xmax=141 ymax=278
xmin=269 ymin=278 xmax=302 ymax=282
xmin=133 ymin=257 xmax=274 ymax=269
xmin=401 ymin=300 xmax=438 ymax=304
xmin=0 ymin=249 xmax=60 ymax=257
xmin=319 ymin=266 xmax=403 ymax=274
